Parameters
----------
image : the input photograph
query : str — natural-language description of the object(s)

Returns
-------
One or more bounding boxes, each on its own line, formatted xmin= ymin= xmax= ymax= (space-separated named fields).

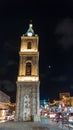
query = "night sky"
xmin=0 ymin=0 xmax=73 ymax=102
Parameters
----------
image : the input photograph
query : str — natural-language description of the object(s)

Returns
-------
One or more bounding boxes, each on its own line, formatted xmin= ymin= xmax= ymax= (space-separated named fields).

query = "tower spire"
xmin=26 ymin=20 xmax=34 ymax=36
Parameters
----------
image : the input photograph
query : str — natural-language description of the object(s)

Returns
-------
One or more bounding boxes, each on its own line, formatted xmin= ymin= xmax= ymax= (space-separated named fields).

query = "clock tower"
xmin=15 ymin=23 xmax=40 ymax=121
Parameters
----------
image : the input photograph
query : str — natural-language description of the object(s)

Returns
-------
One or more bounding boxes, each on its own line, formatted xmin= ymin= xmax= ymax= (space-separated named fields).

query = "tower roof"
xmin=26 ymin=23 xmax=35 ymax=36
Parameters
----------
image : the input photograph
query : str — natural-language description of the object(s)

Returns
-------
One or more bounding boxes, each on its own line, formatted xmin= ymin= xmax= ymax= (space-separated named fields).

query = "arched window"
xmin=27 ymin=42 xmax=31 ymax=49
xmin=26 ymin=62 xmax=31 ymax=75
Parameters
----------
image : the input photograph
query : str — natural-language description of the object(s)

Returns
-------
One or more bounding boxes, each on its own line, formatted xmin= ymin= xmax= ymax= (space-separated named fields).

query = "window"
xmin=27 ymin=42 xmax=31 ymax=49
xmin=26 ymin=62 xmax=31 ymax=75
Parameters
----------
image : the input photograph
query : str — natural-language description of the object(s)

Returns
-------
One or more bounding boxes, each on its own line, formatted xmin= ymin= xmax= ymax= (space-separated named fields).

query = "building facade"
xmin=59 ymin=92 xmax=70 ymax=99
xmin=0 ymin=91 xmax=10 ymax=103
xmin=15 ymin=24 xmax=40 ymax=121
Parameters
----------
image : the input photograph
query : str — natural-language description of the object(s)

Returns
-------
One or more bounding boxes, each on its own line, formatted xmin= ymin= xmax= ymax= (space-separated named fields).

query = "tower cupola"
xmin=26 ymin=24 xmax=34 ymax=36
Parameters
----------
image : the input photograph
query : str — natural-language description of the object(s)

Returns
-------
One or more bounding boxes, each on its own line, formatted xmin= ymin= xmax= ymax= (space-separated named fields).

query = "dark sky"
xmin=0 ymin=0 xmax=73 ymax=102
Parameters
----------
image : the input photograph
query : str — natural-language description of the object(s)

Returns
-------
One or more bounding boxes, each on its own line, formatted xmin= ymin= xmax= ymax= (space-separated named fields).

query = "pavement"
xmin=0 ymin=121 xmax=50 ymax=130
xmin=0 ymin=118 xmax=73 ymax=130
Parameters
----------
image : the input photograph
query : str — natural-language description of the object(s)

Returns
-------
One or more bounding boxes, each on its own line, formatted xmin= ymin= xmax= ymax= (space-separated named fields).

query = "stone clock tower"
xmin=15 ymin=23 xmax=40 ymax=121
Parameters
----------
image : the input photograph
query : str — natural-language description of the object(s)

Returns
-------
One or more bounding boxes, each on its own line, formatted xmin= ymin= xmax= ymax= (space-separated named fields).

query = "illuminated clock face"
xmin=27 ymin=32 xmax=33 ymax=36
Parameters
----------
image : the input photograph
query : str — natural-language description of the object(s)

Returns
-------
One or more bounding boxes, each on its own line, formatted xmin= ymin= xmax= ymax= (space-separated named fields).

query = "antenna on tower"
xmin=30 ymin=19 xmax=32 ymax=23
xmin=30 ymin=19 xmax=32 ymax=24
xmin=29 ymin=19 xmax=33 ymax=28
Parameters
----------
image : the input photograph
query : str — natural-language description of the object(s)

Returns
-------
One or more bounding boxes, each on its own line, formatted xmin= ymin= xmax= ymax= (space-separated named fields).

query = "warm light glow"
xmin=29 ymin=24 xmax=32 ymax=28
xmin=21 ymin=49 xmax=37 ymax=52
xmin=45 ymin=104 xmax=49 ymax=109
xmin=2 ymin=110 xmax=5 ymax=116
xmin=49 ymin=113 xmax=56 ymax=118
xmin=17 ymin=76 xmax=39 ymax=82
